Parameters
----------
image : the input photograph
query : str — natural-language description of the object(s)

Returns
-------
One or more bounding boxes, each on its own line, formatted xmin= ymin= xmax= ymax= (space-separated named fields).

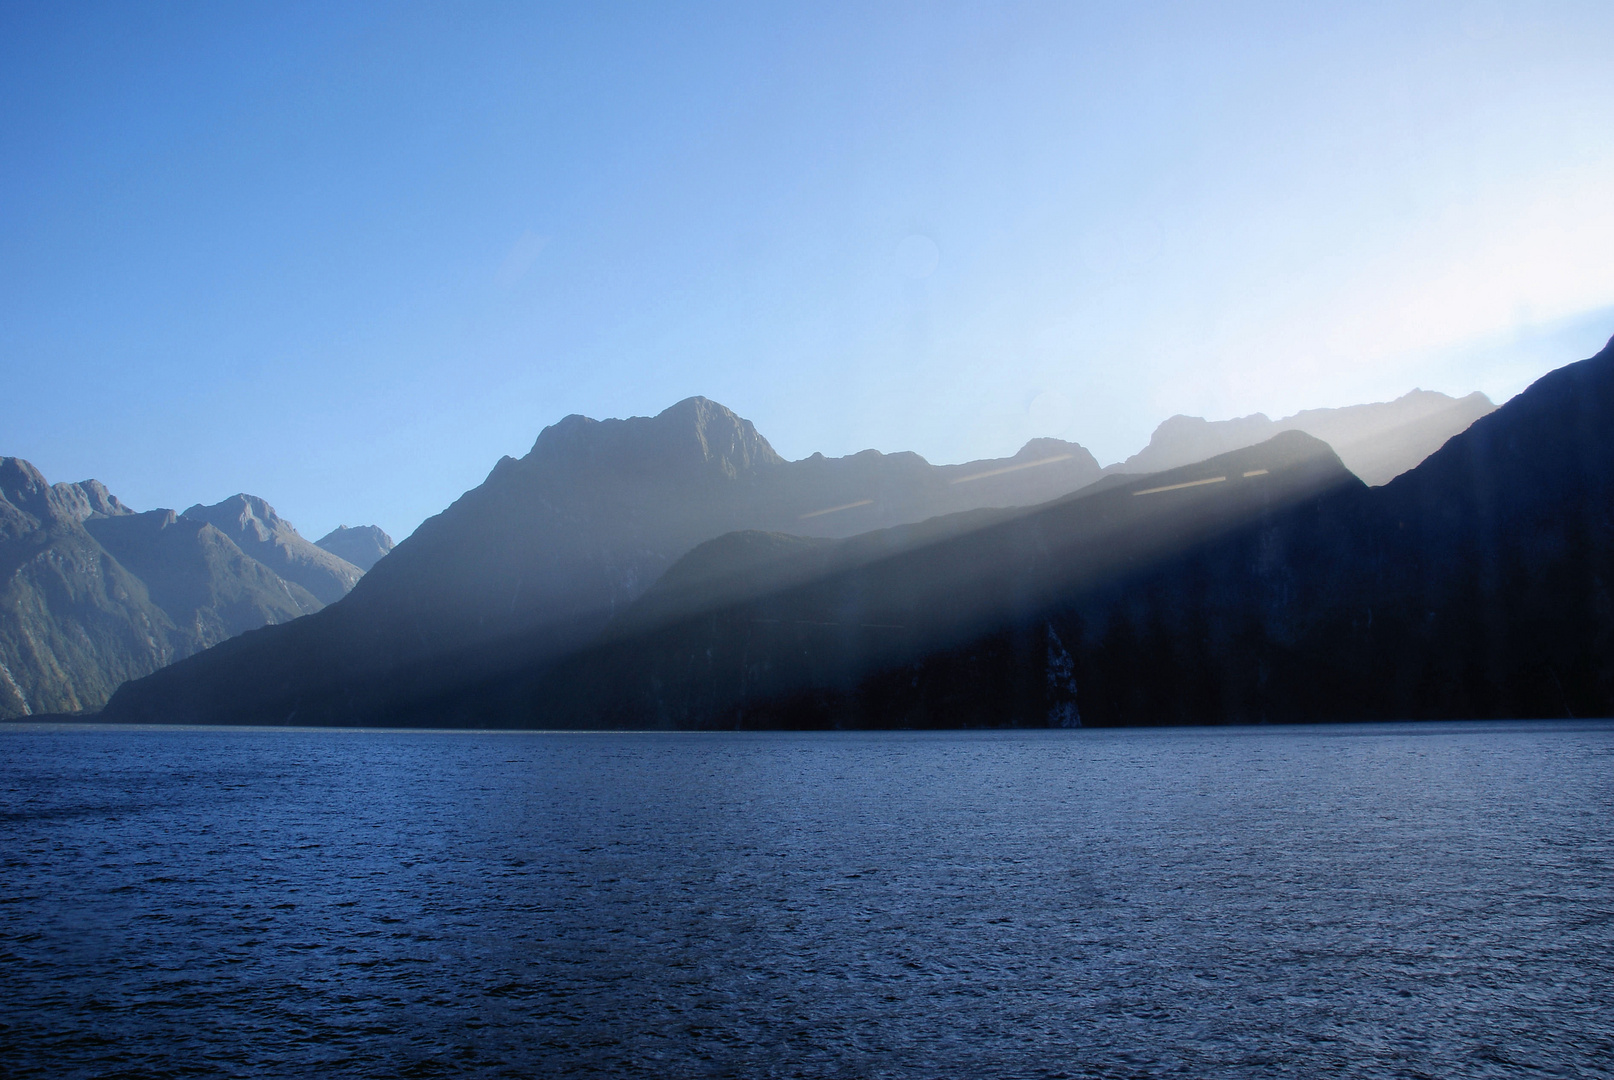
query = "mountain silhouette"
xmin=389 ymin=432 xmax=1357 ymax=727
xmin=1116 ymin=389 xmax=1495 ymax=486
xmin=99 ymin=397 xmax=1113 ymax=726
xmin=432 ymin=335 xmax=1611 ymax=728
xmin=100 ymin=360 xmax=1520 ymax=730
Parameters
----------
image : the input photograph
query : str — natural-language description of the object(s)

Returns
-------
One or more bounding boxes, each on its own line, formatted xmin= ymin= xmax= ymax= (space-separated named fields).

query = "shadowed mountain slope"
xmin=315 ymin=525 xmax=394 ymax=572
xmin=101 ymin=397 xmax=1108 ymax=726
xmin=330 ymin=334 xmax=1614 ymax=730
xmin=403 ymin=432 xmax=1358 ymax=728
xmin=1117 ymin=389 xmax=1495 ymax=485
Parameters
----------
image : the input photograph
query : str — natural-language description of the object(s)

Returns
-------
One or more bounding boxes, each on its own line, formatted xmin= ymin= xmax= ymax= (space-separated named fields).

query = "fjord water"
xmin=2 ymin=725 xmax=1610 ymax=1078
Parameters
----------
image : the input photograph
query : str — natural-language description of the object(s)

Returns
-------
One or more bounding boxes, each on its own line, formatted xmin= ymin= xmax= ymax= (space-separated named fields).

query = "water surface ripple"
xmin=1 ymin=723 xmax=1611 ymax=1078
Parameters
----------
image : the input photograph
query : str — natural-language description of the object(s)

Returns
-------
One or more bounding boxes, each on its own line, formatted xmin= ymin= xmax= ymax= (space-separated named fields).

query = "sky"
xmin=3 ymin=1 xmax=1613 ymax=542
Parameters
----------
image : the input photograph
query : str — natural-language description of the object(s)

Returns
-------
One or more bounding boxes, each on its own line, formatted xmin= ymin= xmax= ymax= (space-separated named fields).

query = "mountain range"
xmin=93 ymin=379 xmax=1507 ymax=728
xmin=1115 ymin=388 xmax=1495 ymax=485
xmin=383 ymin=336 xmax=1613 ymax=729
xmin=0 ymin=471 xmax=386 ymax=717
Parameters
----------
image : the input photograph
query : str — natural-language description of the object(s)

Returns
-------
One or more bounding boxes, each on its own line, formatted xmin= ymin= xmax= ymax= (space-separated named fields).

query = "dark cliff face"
xmin=101 ymin=398 xmax=1109 ymax=726
xmin=443 ymin=335 xmax=1614 ymax=730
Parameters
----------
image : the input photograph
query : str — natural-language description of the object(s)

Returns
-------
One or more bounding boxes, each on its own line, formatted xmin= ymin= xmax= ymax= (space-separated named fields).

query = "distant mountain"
xmin=315 ymin=525 xmax=394 ymax=572
xmin=100 ymin=397 xmax=1108 ymax=727
xmin=1 ymin=458 xmax=178 ymax=715
xmin=0 ymin=470 xmax=362 ymax=718
xmin=424 ymin=336 xmax=1614 ymax=729
xmin=1116 ymin=389 xmax=1495 ymax=485
xmin=84 ymin=510 xmax=321 ymax=637
xmin=383 ymin=433 xmax=1357 ymax=728
xmin=184 ymin=495 xmax=361 ymax=604
xmin=94 ymin=373 xmax=1510 ymax=729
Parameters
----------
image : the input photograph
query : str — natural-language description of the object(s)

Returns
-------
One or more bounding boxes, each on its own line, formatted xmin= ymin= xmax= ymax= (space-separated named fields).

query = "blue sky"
xmin=3 ymin=1 xmax=1612 ymax=541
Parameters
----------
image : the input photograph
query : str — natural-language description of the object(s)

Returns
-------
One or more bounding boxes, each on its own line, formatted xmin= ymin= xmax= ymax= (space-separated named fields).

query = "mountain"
xmin=183 ymin=495 xmax=361 ymax=604
xmin=1116 ymin=389 xmax=1496 ymax=485
xmin=100 ymin=397 xmax=1108 ymax=726
xmin=0 ymin=458 xmax=181 ymax=716
xmin=430 ymin=335 xmax=1614 ymax=729
xmin=315 ymin=525 xmax=394 ymax=572
xmin=84 ymin=510 xmax=321 ymax=637
xmin=387 ymin=432 xmax=1357 ymax=728
xmin=0 ymin=469 xmax=361 ymax=717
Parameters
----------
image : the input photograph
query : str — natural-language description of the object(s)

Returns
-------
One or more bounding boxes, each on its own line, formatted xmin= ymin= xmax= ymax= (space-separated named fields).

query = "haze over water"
xmin=3 ymin=722 xmax=1610 ymax=1078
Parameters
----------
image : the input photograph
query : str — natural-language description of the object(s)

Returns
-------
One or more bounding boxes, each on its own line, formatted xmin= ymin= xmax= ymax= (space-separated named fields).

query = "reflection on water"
xmin=2 ymin=722 xmax=1611 ymax=1078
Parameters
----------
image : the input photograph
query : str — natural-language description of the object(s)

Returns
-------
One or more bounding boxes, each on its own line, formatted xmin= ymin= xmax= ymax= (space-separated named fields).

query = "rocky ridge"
xmin=0 ymin=468 xmax=373 ymax=717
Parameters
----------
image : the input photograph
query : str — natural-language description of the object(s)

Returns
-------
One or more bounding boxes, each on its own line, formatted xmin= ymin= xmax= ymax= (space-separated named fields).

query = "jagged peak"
xmin=1 ymin=459 xmax=140 ymax=526
xmin=52 ymin=479 xmax=135 ymax=522
xmin=183 ymin=493 xmax=299 ymax=543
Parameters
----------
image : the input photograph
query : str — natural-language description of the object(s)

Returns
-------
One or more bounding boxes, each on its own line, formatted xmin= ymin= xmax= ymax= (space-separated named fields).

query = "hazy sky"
xmin=3 ymin=1 xmax=1613 ymax=541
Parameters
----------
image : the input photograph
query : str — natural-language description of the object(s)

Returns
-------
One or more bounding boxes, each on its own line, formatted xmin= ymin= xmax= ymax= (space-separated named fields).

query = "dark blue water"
xmin=2 ymin=723 xmax=1611 ymax=1078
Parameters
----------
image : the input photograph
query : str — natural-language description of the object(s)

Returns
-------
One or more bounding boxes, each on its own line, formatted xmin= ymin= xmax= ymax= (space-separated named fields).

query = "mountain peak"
xmin=52 ymin=479 xmax=135 ymax=522
xmin=0 ymin=457 xmax=52 ymax=516
xmin=184 ymin=494 xmax=360 ymax=604
xmin=527 ymin=396 xmax=784 ymax=479
xmin=183 ymin=493 xmax=289 ymax=542
xmin=315 ymin=524 xmax=395 ymax=572
xmin=0 ymin=459 xmax=134 ymax=527
xmin=1014 ymin=438 xmax=1101 ymax=467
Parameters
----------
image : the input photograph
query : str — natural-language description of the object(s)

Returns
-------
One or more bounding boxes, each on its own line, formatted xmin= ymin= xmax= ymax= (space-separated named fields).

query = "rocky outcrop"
xmin=529 ymin=395 xmax=786 ymax=479
xmin=51 ymin=479 xmax=134 ymax=522
xmin=314 ymin=525 xmax=394 ymax=572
